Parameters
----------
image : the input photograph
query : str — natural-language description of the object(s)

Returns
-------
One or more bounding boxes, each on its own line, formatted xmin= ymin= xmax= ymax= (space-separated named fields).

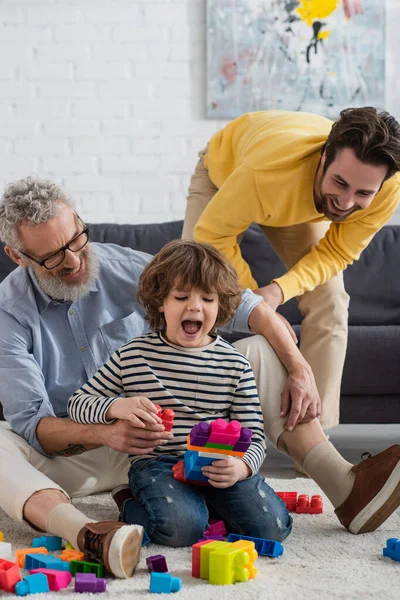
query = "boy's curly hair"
xmin=137 ymin=239 xmax=242 ymax=333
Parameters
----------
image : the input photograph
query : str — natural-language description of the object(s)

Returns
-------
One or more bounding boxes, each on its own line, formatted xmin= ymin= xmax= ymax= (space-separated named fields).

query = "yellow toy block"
xmin=0 ymin=532 xmax=3 ymax=542
xmin=199 ymin=541 xmax=230 ymax=580
xmin=15 ymin=547 xmax=48 ymax=568
xmin=65 ymin=542 xmax=74 ymax=550
xmin=59 ymin=549 xmax=84 ymax=562
xmin=209 ymin=543 xmax=257 ymax=585
xmin=187 ymin=435 xmax=245 ymax=457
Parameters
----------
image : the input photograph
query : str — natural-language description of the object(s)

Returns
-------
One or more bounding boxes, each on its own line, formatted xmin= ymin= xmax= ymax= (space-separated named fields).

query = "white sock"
xmin=302 ymin=441 xmax=355 ymax=508
xmin=45 ymin=503 xmax=95 ymax=550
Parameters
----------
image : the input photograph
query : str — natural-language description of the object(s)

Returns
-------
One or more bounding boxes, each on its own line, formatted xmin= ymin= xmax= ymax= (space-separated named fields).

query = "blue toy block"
xmin=32 ymin=536 xmax=63 ymax=552
xmin=150 ymin=572 xmax=182 ymax=593
xmin=15 ymin=573 xmax=49 ymax=596
xmin=184 ymin=450 xmax=209 ymax=482
xmin=227 ymin=533 xmax=284 ymax=558
xmin=383 ymin=538 xmax=400 ymax=562
xmin=142 ymin=530 xmax=150 ymax=546
xmin=24 ymin=553 xmax=70 ymax=572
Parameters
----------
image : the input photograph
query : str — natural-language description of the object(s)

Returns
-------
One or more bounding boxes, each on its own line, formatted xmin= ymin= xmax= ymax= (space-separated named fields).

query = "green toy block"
xmin=204 ymin=442 xmax=234 ymax=450
xmin=199 ymin=541 xmax=230 ymax=580
xmin=69 ymin=560 xmax=104 ymax=578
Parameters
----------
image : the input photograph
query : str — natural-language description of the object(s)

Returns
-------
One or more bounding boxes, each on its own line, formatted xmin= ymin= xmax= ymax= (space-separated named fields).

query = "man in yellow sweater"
xmin=183 ymin=107 xmax=400 ymax=432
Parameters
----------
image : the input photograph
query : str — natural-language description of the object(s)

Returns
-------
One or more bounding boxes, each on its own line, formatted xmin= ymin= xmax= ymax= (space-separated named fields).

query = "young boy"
xmin=68 ymin=240 xmax=292 ymax=547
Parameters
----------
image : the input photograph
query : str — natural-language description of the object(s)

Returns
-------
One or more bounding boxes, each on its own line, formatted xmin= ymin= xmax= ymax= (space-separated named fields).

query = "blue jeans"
xmin=120 ymin=455 xmax=293 ymax=547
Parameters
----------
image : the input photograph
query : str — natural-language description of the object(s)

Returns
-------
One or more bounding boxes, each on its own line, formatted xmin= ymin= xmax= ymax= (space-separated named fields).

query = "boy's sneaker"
xmin=335 ymin=444 xmax=400 ymax=534
xmin=112 ymin=484 xmax=134 ymax=511
xmin=77 ymin=520 xmax=143 ymax=578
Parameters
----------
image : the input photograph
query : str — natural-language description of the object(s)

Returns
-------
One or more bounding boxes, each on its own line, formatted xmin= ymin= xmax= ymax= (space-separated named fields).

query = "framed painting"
xmin=207 ymin=0 xmax=385 ymax=119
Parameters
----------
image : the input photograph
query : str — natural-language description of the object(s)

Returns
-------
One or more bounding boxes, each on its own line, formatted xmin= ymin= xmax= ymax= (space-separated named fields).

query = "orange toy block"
xmin=0 ymin=558 xmax=21 ymax=593
xmin=187 ymin=435 xmax=245 ymax=457
xmin=192 ymin=540 xmax=214 ymax=578
xmin=0 ymin=532 xmax=3 ymax=542
xmin=295 ymin=494 xmax=323 ymax=514
xmin=231 ymin=540 xmax=258 ymax=579
xmin=59 ymin=549 xmax=85 ymax=562
xmin=15 ymin=547 xmax=48 ymax=568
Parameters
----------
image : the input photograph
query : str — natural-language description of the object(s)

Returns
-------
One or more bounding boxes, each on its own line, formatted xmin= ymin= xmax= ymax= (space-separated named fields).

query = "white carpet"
xmin=0 ymin=478 xmax=398 ymax=600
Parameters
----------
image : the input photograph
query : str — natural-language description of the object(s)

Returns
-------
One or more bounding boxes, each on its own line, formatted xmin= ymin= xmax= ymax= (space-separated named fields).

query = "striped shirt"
xmin=67 ymin=332 xmax=266 ymax=474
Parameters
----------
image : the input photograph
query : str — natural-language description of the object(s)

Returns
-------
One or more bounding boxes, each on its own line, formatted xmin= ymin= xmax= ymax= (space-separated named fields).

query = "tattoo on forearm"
xmin=54 ymin=444 xmax=88 ymax=457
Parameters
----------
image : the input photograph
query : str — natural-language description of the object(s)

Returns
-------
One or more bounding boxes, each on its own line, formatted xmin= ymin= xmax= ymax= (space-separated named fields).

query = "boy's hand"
xmin=201 ymin=456 xmax=251 ymax=488
xmin=106 ymin=396 xmax=163 ymax=428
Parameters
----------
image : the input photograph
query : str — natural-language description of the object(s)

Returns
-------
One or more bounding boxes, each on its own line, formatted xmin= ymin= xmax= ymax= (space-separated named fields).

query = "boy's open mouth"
xmin=181 ymin=320 xmax=202 ymax=334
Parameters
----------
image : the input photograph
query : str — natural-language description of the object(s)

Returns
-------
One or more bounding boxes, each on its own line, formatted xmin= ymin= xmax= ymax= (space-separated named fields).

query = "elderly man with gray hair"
xmin=0 ymin=176 xmax=398 ymax=578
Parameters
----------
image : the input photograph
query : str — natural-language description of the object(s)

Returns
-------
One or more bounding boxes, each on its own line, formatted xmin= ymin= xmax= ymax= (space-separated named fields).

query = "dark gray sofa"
xmin=0 ymin=221 xmax=399 ymax=424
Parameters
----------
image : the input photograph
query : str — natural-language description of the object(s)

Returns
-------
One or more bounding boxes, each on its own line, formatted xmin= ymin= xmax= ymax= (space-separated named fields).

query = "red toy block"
xmin=30 ymin=568 xmax=72 ymax=591
xmin=192 ymin=540 xmax=214 ymax=578
xmin=295 ymin=494 xmax=323 ymax=514
xmin=208 ymin=419 xmax=241 ymax=446
xmin=276 ymin=492 xmax=298 ymax=512
xmin=154 ymin=404 xmax=175 ymax=432
xmin=0 ymin=558 xmax=21 ymax=593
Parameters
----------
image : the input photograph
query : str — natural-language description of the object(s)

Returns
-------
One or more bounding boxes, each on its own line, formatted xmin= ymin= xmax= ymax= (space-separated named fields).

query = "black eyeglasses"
xmin=19 ymin=226 xmax=90 ymax=270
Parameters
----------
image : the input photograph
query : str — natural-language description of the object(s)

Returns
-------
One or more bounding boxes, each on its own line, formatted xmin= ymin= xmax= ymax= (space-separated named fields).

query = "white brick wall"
xmin=1 ymin=0 xmax=400 ymax=224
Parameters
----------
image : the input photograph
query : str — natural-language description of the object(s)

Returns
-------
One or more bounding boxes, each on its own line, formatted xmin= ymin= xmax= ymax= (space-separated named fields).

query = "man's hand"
xmin=106 ymin=396 xmax=162 ymax=427
xmin=253 ymin=282 xmax=284 ymax=310
xmin=201 ymin=456 xmax=251 ymax=488
xmin=280 ymin=364 xmax=321 ymax=431
xmin=98 ymin=418 xmax=173 ymax=455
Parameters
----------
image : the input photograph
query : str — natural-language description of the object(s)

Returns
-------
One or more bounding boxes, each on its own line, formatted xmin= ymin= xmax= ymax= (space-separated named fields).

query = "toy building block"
xmin=383 ymin=538 xmax=400 ymax=562
xmin=24 ymin=553 xmax=70 ymax=572
xmin=172 ymin=459 xmax=209 ymax=486
xmin=227 ymin=534 xmax=284 ymax=558
xmin=146 ymin=554 xmax=168 ymax=573
xmin=276 ymin=491 xmax=298 ymax=512
xmin=295 ymin=494 xmax=323 ymax=514
xmin=0 ymin=542 xmax=12 ymax=561
xmin=75 ymin=572 xmax=106 ymax=593
xmin=32 ymin=535 xmax=62 ymax=551
xmin=142 ymin=530 xmax=151 ymax=546
xmin=187 ymin=435 xmax=245 ymax=458
xmin=29 ymin=568 xmax=72 ymax=591
xmin=204 ymin=520 xmax=227 ymax=537
xmin=0 ymin=532 xmax=3 ymax=542
xmin=192 ymin=540 xmax=214 ymax=578
xmin=150 ymin=572 xmax=182 ymax=593
xmin=0 ymin=558 xmax=21 ymax=593
xmin=15 ymin=573 xmax=49 ymax=596
xmin=190 ymin=422 xmax=210 ymax=446
xmin=208 ymin=419 xmax=241 ymax=446
xmin=65 ymin=541 xmax=75 ymax=549
xmin=154 ymin=404 xmax=175 ymax=432
xmin=59 ymin=549 xmax=84 ymax=562
xmin=70 ymin=559 xmax=104 ymax=578
xmin=209 ymin=543 xmax=256 ymax=585
xmin=184 ymin=450 xmax=212 ymax=483
xmin=231 ymin=540 xmax=258 ymax=577
xmin=232 ymin=428 xmax=253 ymax=452
xmin=16 ymin=548 xmax=48 ymax=568
xmin=202 ymin=535 xmax=226 ymax=541
xmin=199 ymin=541 xmax=230 ymax=580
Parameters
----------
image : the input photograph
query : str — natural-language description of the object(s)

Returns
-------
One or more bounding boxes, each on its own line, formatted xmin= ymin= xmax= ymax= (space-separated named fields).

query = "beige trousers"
xmin=0 ymin=335 xmax=286 ymax=526
xmin=183 ymin=149 xmax=350 ymax=430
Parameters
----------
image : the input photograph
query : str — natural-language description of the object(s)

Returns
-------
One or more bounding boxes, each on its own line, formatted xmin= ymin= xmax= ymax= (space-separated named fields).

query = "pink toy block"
xmin=192 ymin=540 xmax=214 ymax=578
xmin=204 ymin=520 xmax=227 ymax=537
xmin=30 ymin=568 xmax=72 ymax=591
xmin=276 ymin=492 xmax=298 ymax=512
xmin=146 ymin=554 xmax=168 ymax=573
xmin=295 ymin=494 xmax=323 ymax=514
xmin=190 ymin=422 xmax=210 ymax=446
xmin=208 ymin=419 xmax=241 ymax=446
xmin=0 ymin=558 xmax=21 ymax=593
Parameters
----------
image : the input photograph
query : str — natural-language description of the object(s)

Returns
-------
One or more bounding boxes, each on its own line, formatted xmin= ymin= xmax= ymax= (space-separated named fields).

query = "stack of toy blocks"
xmin=192 ymin=539 xmax=258 ymax=585
xmin=277 ymin=492 xmax=323 ymax=514
xmin=172 ymin=419 xmax=253 ymax=485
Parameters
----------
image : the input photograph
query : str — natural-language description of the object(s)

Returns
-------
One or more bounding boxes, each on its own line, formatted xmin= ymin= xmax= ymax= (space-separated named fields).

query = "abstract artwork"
xmin=207 ymin=0 xmax=385 ymax=119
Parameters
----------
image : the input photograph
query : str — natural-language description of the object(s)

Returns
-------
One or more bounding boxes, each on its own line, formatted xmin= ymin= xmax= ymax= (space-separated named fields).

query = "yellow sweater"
xmin=194 ymin=111 xmax=400 ymax=302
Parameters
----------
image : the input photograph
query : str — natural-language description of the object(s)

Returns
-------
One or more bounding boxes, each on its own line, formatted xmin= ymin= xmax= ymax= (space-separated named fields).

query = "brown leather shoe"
xmin=335 ymin=445 xmax=400 ymax=534
xmin=77 ymin=520 xmax=143 ymax=578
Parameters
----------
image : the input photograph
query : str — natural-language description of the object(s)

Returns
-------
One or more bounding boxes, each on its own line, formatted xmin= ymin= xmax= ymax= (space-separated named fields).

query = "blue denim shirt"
xmin=0 ymin=242 xmax=262 ymax=455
